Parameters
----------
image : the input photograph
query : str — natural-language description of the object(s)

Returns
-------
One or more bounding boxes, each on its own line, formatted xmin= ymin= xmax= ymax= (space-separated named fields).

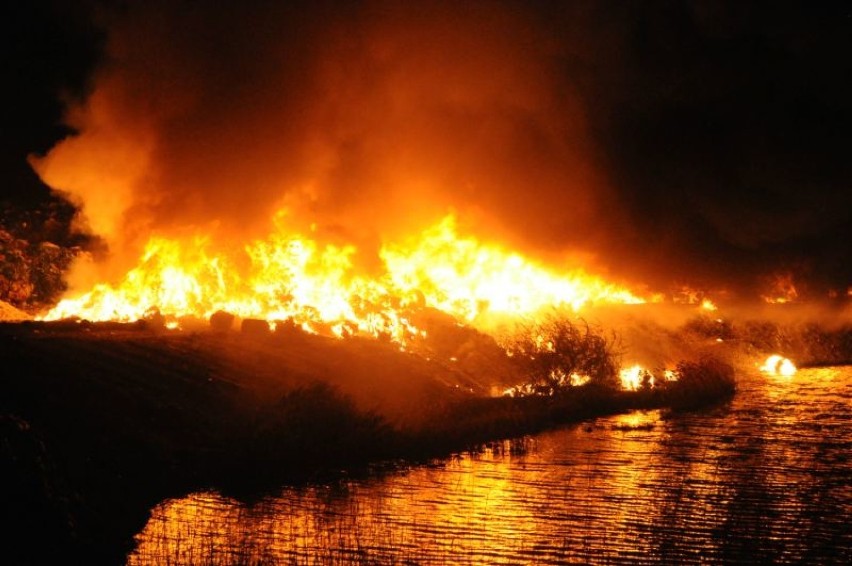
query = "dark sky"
xmin=0 ymin=1 xmax=103 ymax=198
xmin=2 ymin=1 xmax=850 ymax=299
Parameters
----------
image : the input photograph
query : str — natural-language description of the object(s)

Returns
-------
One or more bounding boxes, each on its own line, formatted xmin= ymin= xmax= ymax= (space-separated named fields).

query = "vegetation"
xmin=0 ymin=317 xmax=742 ymax=562
xmin=682 ymin=313 xmax=852 ymax=366
xmin=0 ymin=200 xmax=95 ymax=311
xmin=654 ymin=357 xmax=737 ymax=410
xmin=237 ymin=383 xmax=396 ymax=483
xmin=503 ymin=315 xmax=620 ymax=394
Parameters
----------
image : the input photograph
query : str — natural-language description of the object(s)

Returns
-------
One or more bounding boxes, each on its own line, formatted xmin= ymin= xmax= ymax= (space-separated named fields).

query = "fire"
xmin=619 ymin=364 xmax=657 ymax=391
xmin=670 ymin=286 xmax=719 ymax=311
xmin=619 ymin=365 xmax=678 ymax=391
xmin=43 ymin=222 xmax=419 ymax=343
xmin=762 ymin=273 xmax=798 ymax=304
xmin=41 ymin=213 xmax=645 ymax=345
xmin=382 ymin=216 xmax=644 ymax=323
xmin=502 ymin=370 xmax=591 ymax=397
xmin=759 ymin=355 xmax=797 ymax=377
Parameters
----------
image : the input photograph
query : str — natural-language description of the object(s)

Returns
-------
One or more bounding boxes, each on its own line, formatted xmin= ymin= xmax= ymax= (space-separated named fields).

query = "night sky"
xmin=0 ymin=1 xmax=102 ymax=203
xmin=2 ymin=1 xmax=850 ymax=300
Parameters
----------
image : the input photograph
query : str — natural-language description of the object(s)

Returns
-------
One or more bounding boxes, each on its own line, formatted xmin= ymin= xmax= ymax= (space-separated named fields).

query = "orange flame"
xmin=41 ymin=213 xmax=644 ymax=345
xmin=382 ymin=216 xmax=644 ymax=323
xmin=759 ymin=355 xmax=797 ymax=377
xmin=618 ymin=365 xmax=678 ymax=391
xmin=762 ymin=273 xmax=798 ymax=304
xmin=619 ymin=365 xmax=647 ymax=391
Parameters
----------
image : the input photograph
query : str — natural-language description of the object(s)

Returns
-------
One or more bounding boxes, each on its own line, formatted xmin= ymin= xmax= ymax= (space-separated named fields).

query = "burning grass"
xmin=36 ymin=213 xmax=646 ymax=344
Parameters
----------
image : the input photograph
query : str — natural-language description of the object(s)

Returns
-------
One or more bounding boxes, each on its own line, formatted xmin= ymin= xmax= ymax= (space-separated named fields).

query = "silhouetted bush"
xmin=504 ymin=315 xmax=620 ymax=394
xmin=658 ymin=357 xmax=736 ymax=410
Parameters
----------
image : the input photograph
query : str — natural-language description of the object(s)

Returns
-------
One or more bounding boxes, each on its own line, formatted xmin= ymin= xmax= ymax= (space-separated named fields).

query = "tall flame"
xmin=42 ymin=213 xmax=644 ymax=343
xmin=381 ymin=216 xmax=644 ymax=322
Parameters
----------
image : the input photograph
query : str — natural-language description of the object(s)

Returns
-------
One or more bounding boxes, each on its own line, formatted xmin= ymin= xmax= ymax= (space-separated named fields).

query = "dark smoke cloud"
xmin=23 ymin=0 xmax=852 ymax=298
xmin=554 ymin=1 xmax=852 ymax=296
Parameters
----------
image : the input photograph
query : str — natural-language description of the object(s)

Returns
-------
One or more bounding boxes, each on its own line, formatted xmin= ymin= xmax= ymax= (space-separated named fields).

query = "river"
xmin=129 ymin=365 xmax=851 ymax=564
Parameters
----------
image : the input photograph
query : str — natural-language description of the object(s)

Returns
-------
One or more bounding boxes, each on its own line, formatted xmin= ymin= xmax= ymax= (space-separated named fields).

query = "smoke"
xmin=30 ymin=1 xmax=626 ymax=278
xmin=28 ymin=1 xmax=852 ymax=298
xmin=568 ymin=1 xmax=852 ymax=296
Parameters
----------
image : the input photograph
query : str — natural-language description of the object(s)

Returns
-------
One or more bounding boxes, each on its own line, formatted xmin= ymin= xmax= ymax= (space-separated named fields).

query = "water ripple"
xmin=130 ymin=366 xmax=852 ymax=564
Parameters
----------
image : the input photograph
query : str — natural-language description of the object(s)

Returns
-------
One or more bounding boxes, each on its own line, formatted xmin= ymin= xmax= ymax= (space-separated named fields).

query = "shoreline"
xmin=1 ymin=319 xmax=843 ymax=563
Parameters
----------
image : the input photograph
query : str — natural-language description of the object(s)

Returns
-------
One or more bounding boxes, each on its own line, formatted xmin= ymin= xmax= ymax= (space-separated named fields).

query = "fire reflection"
xmin=130 ymin=367 xmax=851 ymax=564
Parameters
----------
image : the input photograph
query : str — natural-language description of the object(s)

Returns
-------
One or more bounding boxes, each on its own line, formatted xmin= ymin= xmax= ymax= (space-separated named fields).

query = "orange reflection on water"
xmin=611 ymin=410 xmax=661 ymax=431
xmin=130 ymin=444 xmax=549 ymax=564
xmin=130 ymin=367 xmax=852 ymax=564
xmin=128 ymin=492 xmax=243 ymax=565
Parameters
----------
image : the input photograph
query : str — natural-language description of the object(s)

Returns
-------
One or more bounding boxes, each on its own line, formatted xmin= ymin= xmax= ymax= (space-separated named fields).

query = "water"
xmin=129 ymin=366 xmax=852 ymax=564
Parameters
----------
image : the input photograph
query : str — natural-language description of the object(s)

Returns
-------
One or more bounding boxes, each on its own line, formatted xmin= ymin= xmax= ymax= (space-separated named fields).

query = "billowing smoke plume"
xmin=31 ymin=1 xmax=626 ymax=280
xmin=29 ymin=1 xmax=852 ymax=299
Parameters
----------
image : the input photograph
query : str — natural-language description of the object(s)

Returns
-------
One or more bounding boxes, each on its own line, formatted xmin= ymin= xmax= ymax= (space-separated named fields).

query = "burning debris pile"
xmin=39 ymin=213 xmax=645 ymax=334
xmin=8 ymin=0 xmax=847 ymax=398
xmin=22 ymin=0 xmax=655 ymax=373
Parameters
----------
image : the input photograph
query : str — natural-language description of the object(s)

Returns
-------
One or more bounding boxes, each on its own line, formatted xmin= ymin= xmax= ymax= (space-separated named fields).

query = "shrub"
xmin=503 ymin=315 xmax=620 ymax=395
xmin=659 ymin=357 xmax=736 ymax=409
xmin=0 ymin=200 xmax=90 ymax=310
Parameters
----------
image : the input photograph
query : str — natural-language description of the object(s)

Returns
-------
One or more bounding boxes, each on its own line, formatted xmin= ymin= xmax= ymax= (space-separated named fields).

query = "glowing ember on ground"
xmin=502 ymin=370 xmax=592 ymax=397
xmin=759 ymin=355 xmax=797 ymax=377
xmin=39 ymin=213 xmax=645 ymax=345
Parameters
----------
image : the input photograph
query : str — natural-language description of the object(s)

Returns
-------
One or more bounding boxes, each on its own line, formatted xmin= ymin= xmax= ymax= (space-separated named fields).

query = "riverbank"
xmin=0 ymin=321 xmax=472 ymax=562
xmin=129 ymin=364 xmax=852 ymax=565
xmin=0 ymin=319 xmax=746 ymax=563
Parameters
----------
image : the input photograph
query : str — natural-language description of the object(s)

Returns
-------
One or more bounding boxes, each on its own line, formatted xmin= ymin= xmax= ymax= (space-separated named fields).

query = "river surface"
xmin=129 ymin=366 xmax=851 ymax=564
